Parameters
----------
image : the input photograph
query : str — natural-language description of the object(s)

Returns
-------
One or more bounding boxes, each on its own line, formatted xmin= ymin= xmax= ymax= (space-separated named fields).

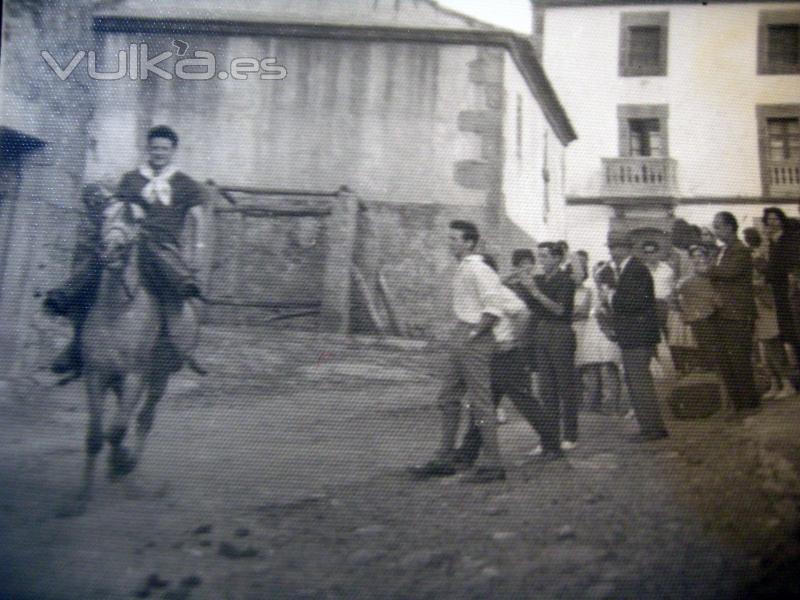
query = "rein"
xmin=120 ymin=275 xmax=136 ymax=302
xmin=102 ymin=226 xmax=142 ymax=306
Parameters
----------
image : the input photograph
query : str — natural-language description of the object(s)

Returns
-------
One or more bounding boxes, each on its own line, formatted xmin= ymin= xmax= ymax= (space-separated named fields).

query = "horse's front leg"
xmin=133 ymin=368 xmax=170 ymax=464
xmin=107 ymin=372 xmax=146 ymax=479
xmin=56 ymin=371 xmax=107 ymax=518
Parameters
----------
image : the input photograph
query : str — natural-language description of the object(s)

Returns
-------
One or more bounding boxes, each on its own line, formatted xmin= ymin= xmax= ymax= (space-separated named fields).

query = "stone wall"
xmin=0 ymin=0 xmax=113 ymax=378
xmin=0 ymin=2 xmax=549 ymax=380
xmin=352 ymin=199 xmax=537 ymax=339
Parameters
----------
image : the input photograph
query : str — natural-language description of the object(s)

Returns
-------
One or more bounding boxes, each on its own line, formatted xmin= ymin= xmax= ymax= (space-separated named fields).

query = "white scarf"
xmin=138 ymin=164 xmax=178 ymax=206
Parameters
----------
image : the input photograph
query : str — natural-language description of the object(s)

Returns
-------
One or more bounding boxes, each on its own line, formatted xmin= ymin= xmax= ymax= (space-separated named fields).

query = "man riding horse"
xmin=44 ymin=125 xmax=206 ymax=380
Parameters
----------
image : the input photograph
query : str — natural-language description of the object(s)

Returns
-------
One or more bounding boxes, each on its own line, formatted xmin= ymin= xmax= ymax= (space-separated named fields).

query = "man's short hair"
xmin=537 ymin=241 xmax=564 ymax=259
xmin=742 ymin=227 xmax=762 ymax=249
xmin=762 ymin=207 xmax=789 ymax=228
xmin=607 ymin=231 xmax=633 ymax=248
xmin=511 ymin=248 xmax=535 ymax=267
xmin=449 ymin=220 xmax=480 ymax=246
xmin=576 ymin=250 xmax=588 ymax=261
xmin=147 ymin=125 xmax=179 ymax=146
xmin=715 ymin=211 xmax=738 ymax=233
xmin=481 ymin=253 xmax=499 ymax=272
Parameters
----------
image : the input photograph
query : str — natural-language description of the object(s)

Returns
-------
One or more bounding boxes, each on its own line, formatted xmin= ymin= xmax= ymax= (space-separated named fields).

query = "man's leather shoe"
xmin=461 ymin=466 xmax=507 ymax=484
xmin=43 ymin=289 xmax=71 ymax=317
xmin=628 ymin=430 xmax=669 ymax=443
xmin=452 ymin=447 xmax=479 ymax=468
xmin=408 ymin=458 xmax=458 ymax=479
xmin=180 ymin=282 xmax=202 ymax=299
xmin=537 ymin=448 xmax=566 ymax=462
xmin=725 ymin=407 xmax=760 ymax=422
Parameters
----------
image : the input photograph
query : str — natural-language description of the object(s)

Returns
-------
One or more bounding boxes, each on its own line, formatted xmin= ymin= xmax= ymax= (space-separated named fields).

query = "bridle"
xmin=102 ymin=203 xmax=141 ymax=301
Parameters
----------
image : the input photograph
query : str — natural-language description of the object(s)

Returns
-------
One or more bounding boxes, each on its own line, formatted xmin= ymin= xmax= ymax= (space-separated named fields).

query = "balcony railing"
xmin=601 ymin=157 xmax=677 ymax=197
xmin=768 ymin=161 xmax=800 ymax=196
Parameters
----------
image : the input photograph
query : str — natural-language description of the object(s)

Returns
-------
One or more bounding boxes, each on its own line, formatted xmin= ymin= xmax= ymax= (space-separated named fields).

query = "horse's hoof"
xmin=109 ymin=448 xmax=137 ymax=480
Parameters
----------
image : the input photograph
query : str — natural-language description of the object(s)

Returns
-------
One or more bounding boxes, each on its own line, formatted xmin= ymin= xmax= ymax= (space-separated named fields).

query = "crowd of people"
xmin=41 ymin=125 xmax=800 ymax=486
xmin=411 ymin=210 xmax=800 ymax=484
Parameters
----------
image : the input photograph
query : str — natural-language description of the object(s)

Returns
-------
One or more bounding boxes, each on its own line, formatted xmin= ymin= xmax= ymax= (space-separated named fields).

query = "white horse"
xmin=59 ymin=202 xmax=198 ymax=517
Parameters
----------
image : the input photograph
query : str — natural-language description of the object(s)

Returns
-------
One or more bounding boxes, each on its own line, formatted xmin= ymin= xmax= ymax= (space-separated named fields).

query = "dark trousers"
xmin=139 ymin=238 xmax=198 ymax=303
xmin=60 ymin=255 xmax=103 ymax=321
xmin=707 ymin=316 xmax=760 ymax=411
xmin=620 ymin=345 xmax=668 ymax=436
xmin=773 ymin=282 xmax=800 ymax=359
xmin=52 ymin=237 xmax=196 ymax=313
xmin=534 ymin=320 xmax=579 ymax=444
xmin=461 ymin=347 xmax=558 ymax=457
xmin=47 ymin=238 xmax=197 ymax=372
xmin=655 ymin=300 xmax=669 ymax=339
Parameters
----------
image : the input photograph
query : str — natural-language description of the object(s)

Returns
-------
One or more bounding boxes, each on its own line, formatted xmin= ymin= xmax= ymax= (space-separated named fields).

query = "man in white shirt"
xmin=455 ymin=252 xmax=557 ymax=468
xmin=409 ymin=221 xmax=509 ymax=483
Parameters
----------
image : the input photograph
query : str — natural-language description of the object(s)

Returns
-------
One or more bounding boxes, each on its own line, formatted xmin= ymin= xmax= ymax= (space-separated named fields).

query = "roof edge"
xmin=537 ymin=0 xmax=800 ymax=7
xmin=92 ymin=17 xmax=577 ymax=145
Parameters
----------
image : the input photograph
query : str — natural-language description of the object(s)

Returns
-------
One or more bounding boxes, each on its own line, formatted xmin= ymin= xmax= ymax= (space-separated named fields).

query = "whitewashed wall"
xmin=502 ymin=52 xmax=568 ymax=245
xmin=542 ymin=2 xmax=800 ymax=199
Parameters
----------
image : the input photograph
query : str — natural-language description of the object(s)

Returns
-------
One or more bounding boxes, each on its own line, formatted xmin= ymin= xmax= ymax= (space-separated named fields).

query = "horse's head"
xmin=101 ymin=202 xmax=143 ymax=271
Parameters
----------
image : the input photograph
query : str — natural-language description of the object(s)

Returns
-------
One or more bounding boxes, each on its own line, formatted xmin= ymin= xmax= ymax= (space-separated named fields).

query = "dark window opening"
xmin=759 ymin=11 xmax=800 ymax=75
xmin=619 ymin=12 xmax=668 ymax=77
xmin=628 ymin=26 xmax=661 ymax=69
xmin=628 ymin=118 xmax=663 ymax=157
xmin=767 ymin=117 xmax=800 ymax=161
xmin=768 ymin=24 xmax=800 ymax=66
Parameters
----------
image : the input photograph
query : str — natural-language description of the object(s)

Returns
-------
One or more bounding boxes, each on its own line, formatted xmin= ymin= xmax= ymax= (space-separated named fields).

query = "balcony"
xmin=601 ymin=157 xmax=677 ymax=198
xmin=768 ymin=160 xmax=800 ymax=197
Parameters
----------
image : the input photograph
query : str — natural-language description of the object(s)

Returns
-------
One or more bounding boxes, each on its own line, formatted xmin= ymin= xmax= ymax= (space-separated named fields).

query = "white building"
xmin=532 ymin=0 xmax=800 ymax=261
xmin=0 ymin=0 xmax=576 ymax=377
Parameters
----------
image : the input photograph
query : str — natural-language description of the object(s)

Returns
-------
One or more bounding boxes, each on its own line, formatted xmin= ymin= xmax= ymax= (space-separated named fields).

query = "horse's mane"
xmin=102 ymin=200 xmax=143 ymax=246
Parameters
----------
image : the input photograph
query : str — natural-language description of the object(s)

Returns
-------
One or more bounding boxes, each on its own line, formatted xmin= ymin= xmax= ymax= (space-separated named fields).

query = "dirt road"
xmin=1 ymin=327 xmax=799 ymax=599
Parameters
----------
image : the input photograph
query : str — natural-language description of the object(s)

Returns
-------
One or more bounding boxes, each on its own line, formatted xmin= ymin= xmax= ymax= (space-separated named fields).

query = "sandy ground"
xmin=1 ymin=327 xmax=800 ymax=599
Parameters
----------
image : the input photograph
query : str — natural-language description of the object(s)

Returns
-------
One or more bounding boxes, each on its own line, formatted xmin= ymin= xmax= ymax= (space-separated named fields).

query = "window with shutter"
xmin=768 ymin=25 xmax=800 ymax=66
xmin=758 ymin=11 xmax=800 ymax=75
xmin=618 ymin=106 xmax=669 ymax=158
xmin=628 ymin=119 xmax=663 ymax=157
xmin=629 ymin=27 xmax=661 ymax=70
xmin=619 ymin=12 xmax=668 ymax=77
xmin=757 ymin=106 xmax=800 ymax=196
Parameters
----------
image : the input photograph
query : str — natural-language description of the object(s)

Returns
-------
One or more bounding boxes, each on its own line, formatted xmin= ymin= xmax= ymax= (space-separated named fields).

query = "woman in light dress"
xmin=572 ymin=259 xmax=623 ymax=414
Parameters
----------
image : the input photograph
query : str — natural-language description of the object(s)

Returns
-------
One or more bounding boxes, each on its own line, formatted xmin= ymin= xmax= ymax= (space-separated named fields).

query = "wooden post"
xmin=320 ymin=187 xmax=359 ymax=334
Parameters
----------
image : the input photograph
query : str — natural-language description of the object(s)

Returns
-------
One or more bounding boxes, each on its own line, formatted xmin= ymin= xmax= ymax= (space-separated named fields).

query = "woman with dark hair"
xmin=762 ymin=207 xmax=800 ymax=360
xmin=745 ymin=227 xmax=797 ymax=399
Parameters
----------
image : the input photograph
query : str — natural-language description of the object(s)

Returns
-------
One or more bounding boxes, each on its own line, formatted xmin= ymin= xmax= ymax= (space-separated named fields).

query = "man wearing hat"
xmin=607 ymin=231 xmax=669 ymax=441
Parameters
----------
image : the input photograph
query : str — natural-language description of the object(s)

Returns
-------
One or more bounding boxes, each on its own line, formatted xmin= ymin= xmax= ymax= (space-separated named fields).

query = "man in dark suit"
xmin=607 ymin=231 xmax=669 ymax=441
xmin=707 ymin=211 xmax=760 ymax=414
